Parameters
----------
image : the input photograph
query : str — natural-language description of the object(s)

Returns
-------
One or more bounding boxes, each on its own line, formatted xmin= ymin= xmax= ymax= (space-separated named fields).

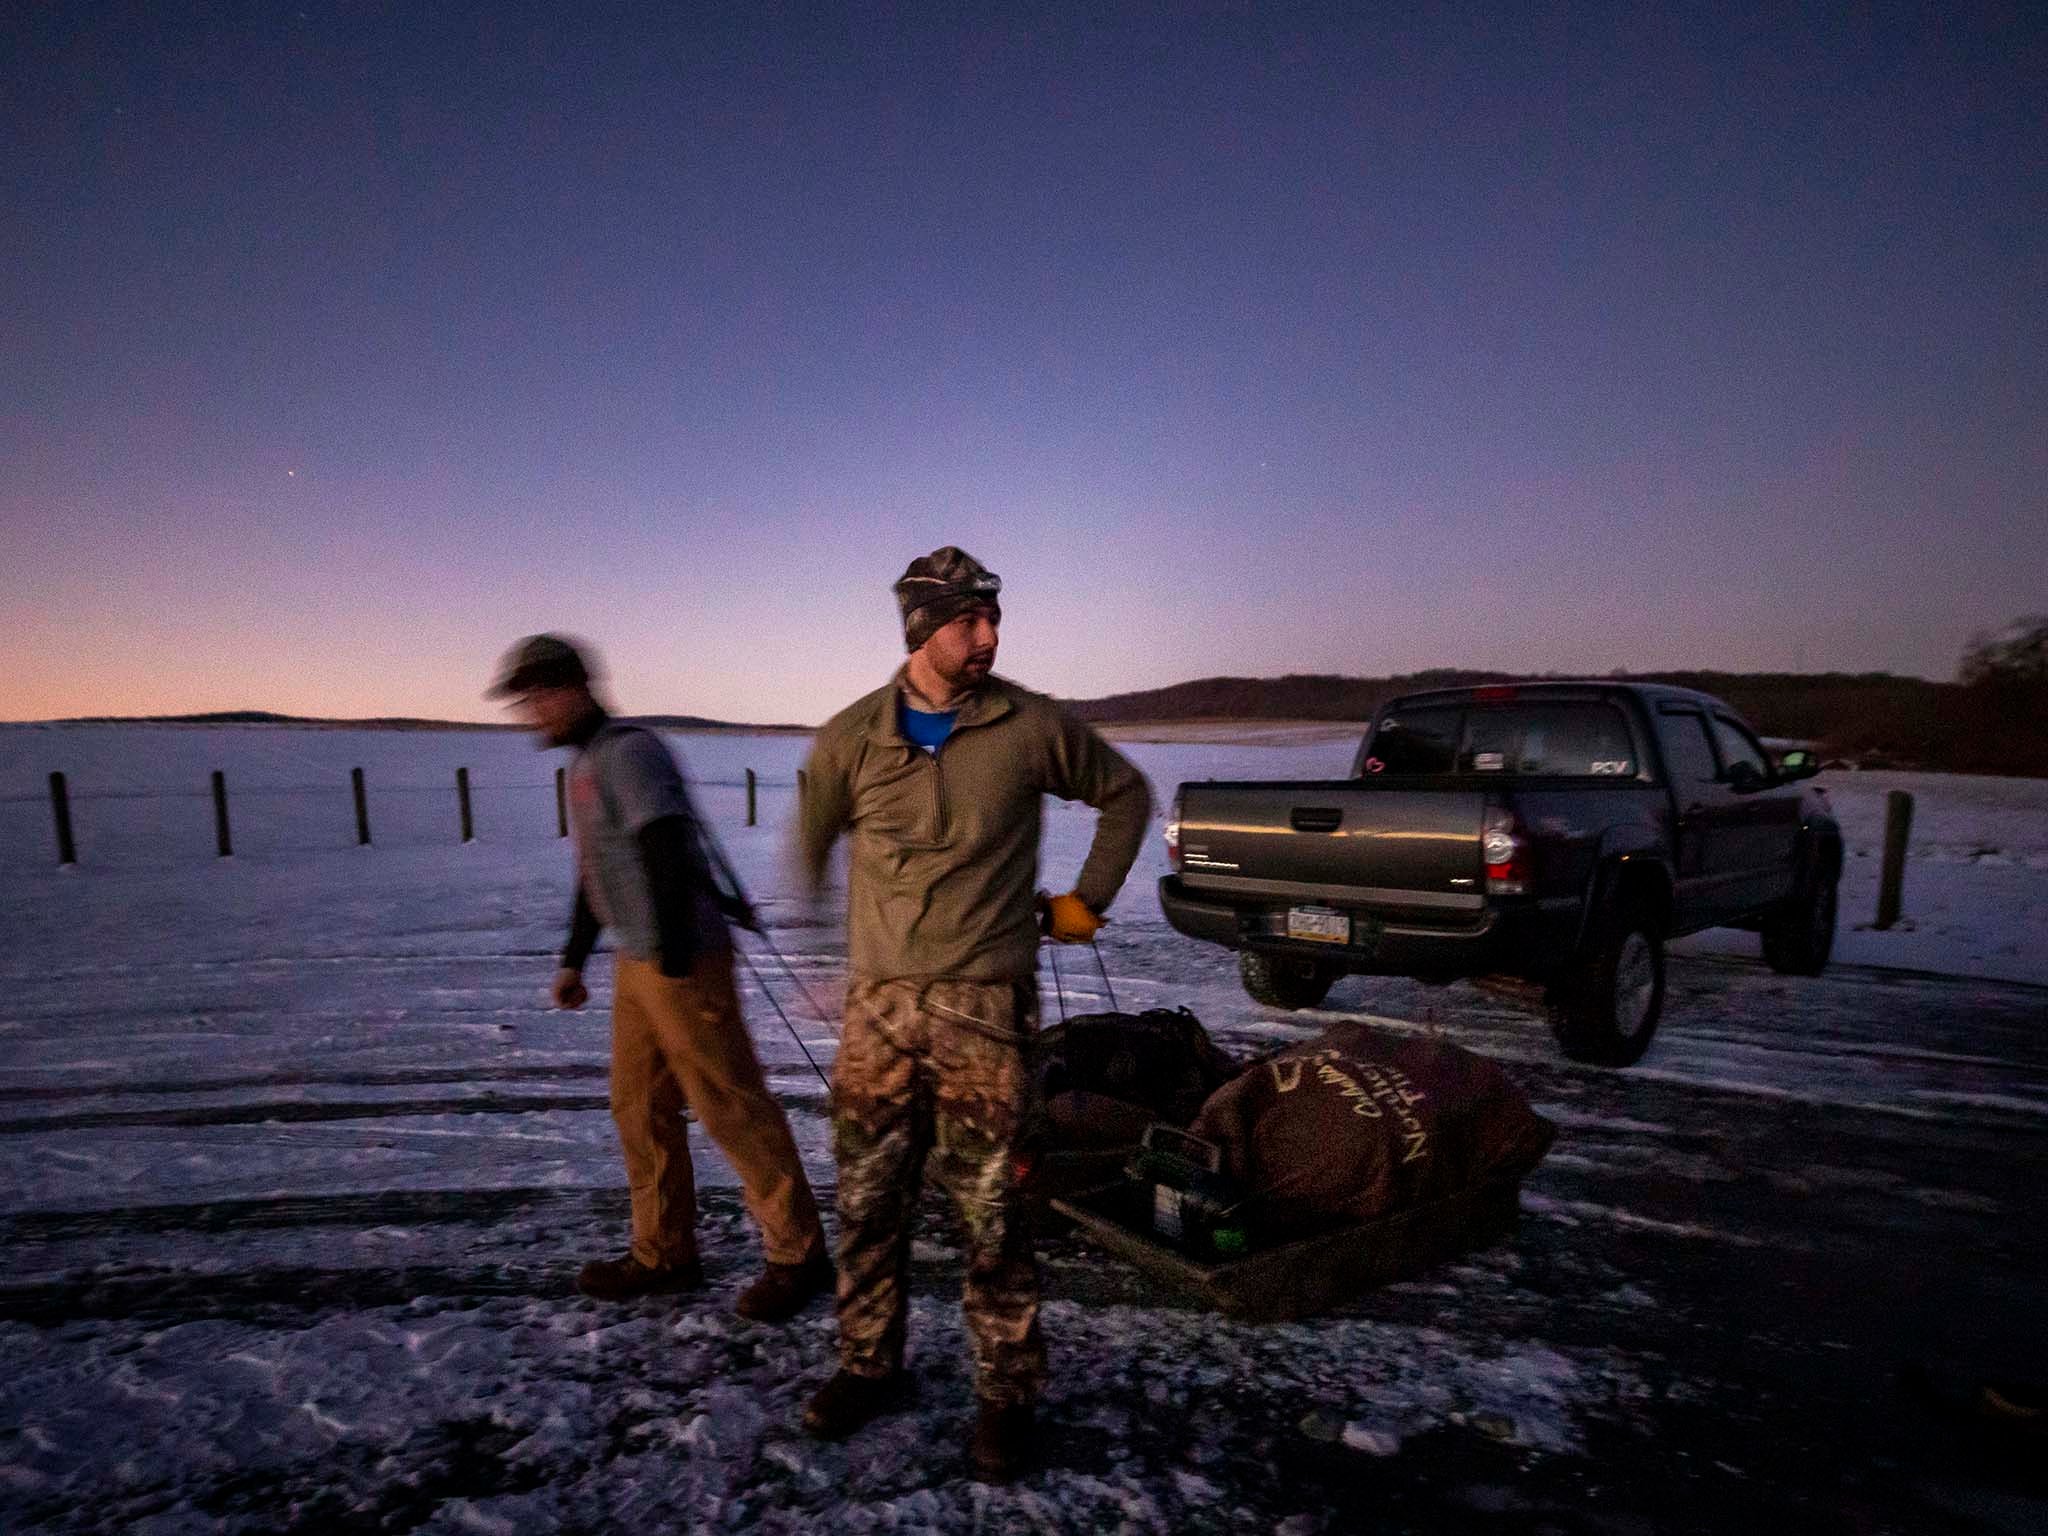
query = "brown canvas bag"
xmin=1189 ymin=1023 xmax=1554 ymax=1241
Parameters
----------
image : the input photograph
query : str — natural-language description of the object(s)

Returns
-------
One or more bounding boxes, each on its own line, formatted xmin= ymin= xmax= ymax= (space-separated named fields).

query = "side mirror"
xmin=1726 ymin=760 xmax=1765 ymax=794
xmin=1775 ymin=749 xmax=1820 ymax=782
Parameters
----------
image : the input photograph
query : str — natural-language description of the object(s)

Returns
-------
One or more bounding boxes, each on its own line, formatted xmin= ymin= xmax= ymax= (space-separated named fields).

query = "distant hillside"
xmin=1067 ymin=669 xmax=2034 ymax=776
xmin=1067 ymin=670 xmax=1510 ymax=723
xmin=20 ymin=667 xmax=2038 ymax=773
xmin=38 ymin=710 xmax=809 ymax=733
xmin=45 ymin=710 xmax=517 ymax=730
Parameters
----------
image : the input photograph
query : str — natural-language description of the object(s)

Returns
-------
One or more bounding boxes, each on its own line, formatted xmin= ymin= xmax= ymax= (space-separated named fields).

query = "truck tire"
xmin=1762 ymin=865 xmax=1838 ymax=976
xmin=1239 ymin=950 xmax=1337 ymax=1010
xmin=1548 ymin=913 xmax=1665 ymax=1067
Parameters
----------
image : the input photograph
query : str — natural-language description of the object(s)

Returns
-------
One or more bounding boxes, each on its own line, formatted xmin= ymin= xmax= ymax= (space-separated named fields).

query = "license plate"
xmin=1286 ymin=905 xmax=1351 ymax=944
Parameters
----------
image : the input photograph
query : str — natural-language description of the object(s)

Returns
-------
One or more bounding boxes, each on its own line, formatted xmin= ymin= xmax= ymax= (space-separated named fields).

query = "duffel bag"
xmin=1036 ymin=1006 xmax=1239 ymax=1128
xmin=1189 ymin=1022 xmax=1554 ymax=1242
xmin=1044 ymin=1090 xmax=1161 ymax=1150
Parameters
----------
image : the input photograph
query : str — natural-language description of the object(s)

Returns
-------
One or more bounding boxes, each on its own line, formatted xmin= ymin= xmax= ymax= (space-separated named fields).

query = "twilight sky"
xmin=4 ymin=1 xmax=2043 ymax=724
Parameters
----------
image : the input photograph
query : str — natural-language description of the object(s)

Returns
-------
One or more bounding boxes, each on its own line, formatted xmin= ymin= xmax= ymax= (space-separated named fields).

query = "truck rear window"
xmin=1364 ymin=702 xmax=1639 ymax=778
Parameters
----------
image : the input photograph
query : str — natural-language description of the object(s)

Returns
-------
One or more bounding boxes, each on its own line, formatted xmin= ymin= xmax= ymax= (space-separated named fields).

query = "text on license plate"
xmin=1286 ymin=905 xmax=1351 ymax=944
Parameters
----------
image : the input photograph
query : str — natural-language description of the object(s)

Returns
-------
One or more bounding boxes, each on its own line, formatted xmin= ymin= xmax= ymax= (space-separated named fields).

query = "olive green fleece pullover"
xmin=796 ymin=671 xmax=1153 ymax=983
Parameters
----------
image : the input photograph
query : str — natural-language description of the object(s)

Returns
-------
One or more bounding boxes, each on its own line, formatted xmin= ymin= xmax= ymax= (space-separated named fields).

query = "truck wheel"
xmin=1239 ymin=950 xmax=1337 ymax=1010
xmin=1762 ymin=866 xmax=1838 ymax=976
xmin=1548 ymin=916 xmax=1664 ymax=1067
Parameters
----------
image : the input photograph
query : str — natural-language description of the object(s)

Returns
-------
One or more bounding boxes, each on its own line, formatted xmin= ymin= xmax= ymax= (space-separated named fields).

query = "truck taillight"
xmin=1482 ymin=806 xmax=1529 ymax=895
xmin=1165 ymin=790 xmax=1184 ymax=871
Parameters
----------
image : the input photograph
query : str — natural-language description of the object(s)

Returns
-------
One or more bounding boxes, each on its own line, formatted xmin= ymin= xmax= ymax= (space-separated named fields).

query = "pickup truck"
xmin=1158 ymin=682 xmax=1841 ymax=1065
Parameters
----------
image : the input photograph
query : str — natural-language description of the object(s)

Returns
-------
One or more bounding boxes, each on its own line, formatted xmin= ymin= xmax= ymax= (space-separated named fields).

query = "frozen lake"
xmin=3 ymin=721 xmax=2043 ymax=984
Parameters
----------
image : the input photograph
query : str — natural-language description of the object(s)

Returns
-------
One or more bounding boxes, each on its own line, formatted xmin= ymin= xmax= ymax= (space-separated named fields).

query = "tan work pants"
xmin=611 ymin=949 xmax=824 ymax=1268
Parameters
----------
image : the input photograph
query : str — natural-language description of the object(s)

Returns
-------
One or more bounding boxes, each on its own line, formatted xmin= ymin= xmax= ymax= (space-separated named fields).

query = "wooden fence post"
xmin=457 ymin=767 xmax=474 ymax=843
xmin=555 ymin=767 xmax=568 ymax=837
xmin=212 ymin=771 xmax=232 ymax=858
xmin=352 ymin=767 xmax=371 ymax=846
xmin=49 ymin=772 xmax=76 ymax=866
xmin=1875 ymin=789 xmax=1913 ymax=930
xmin=746 ymin=768 xmax=757 ymax=827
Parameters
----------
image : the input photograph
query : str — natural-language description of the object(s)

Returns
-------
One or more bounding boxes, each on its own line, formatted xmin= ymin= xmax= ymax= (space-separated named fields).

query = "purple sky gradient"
xmin=4 ymin=2 xmax=2043 ymax=723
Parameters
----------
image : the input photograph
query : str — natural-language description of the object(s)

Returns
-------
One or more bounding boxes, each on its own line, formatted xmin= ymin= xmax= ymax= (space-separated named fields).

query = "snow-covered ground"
xmin=1 ymin=725 xmax=2044 ymax=1534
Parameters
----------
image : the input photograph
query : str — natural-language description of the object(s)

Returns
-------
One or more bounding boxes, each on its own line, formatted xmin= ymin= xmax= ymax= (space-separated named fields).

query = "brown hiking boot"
xmin=969 ymin=1398 xmax=1035 ymax=1483
xmin=734 ymin=1247 xmax=835 ymax=1323
xmin=575 ymin=1253 xmax=705 ymax=1301
xmin=801 ymin=1368 xmax=913 ymax=1440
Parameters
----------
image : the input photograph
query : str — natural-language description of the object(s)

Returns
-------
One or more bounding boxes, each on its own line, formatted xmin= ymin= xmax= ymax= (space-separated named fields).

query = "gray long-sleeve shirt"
xmin=567 ymin=720 xmax=728 ymax=964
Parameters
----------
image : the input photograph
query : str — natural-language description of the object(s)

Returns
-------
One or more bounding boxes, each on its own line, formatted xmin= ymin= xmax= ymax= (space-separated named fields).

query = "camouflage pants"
xmin=831 ymin=976 xmax=1045 ymax=1406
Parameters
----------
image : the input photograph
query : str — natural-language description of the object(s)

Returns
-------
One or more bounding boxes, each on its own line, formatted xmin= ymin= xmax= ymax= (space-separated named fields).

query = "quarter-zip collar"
xmin=863 ymin=666 xmax=1015 ymax=745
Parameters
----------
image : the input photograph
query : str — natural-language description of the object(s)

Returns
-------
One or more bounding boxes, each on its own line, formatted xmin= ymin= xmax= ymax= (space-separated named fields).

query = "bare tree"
xmin=1959 ymin=615 xmax=2048 ymax=691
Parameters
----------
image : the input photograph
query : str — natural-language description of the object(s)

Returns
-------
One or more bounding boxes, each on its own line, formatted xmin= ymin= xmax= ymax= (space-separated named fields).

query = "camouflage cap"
xmin=484 ymin=633 xmax=595 ymax=698
xmin=893 ymin=546 xmax=1003 ymax=652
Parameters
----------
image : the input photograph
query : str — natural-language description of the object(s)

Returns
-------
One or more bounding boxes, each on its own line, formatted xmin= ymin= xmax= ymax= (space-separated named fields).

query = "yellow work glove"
xmin=1042 ymin=891 xmax=1104 ymax=944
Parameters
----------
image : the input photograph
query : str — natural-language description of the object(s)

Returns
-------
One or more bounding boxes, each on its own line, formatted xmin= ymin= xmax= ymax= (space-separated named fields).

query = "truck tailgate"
xmin=1177 ymin=780 xmax=1488 ymax=917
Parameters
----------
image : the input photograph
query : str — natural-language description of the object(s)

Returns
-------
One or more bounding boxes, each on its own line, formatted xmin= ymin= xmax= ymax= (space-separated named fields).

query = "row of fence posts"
xmin=30 ymin=773 xmax=1918 ymax=929
xmin=41 ymin=764 xmax=808 ymax=865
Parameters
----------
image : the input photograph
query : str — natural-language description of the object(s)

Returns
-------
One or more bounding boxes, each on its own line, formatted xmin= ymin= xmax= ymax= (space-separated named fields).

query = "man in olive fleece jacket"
xmin=792 ymin=548 xmax=1152 ymax=1481
xmin=488 ymin=634 xmax=828 ymax=1322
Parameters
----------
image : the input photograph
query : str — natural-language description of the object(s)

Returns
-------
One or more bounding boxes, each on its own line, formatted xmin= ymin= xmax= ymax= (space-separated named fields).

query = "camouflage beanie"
xmin=893 ymin=546 xmax=1003 ymax=652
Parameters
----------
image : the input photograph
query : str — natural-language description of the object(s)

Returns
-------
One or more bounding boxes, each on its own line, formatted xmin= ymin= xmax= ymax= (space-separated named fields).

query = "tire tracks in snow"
xmin=0 ymin=1062 xmax=611 ymax=1105
xmin=0 ymin=1090 xmax=616 ymax=1135
xmin=0 ymin=1080 xmax=831 ymax=1136
xmin=0 ymin=1187 xmax=1201 ymax=1329
xmin=2 ymin=1182 xmax=622 ymax=1242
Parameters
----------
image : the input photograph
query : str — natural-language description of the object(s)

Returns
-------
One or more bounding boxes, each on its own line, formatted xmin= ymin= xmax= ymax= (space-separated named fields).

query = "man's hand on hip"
xmin=551 ymin=968 xmax=589 ymax=1010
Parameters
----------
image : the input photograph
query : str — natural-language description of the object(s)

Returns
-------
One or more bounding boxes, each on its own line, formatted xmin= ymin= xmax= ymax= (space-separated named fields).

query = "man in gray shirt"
xmin=489 ymin=634 xmax=829 ymax=1320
